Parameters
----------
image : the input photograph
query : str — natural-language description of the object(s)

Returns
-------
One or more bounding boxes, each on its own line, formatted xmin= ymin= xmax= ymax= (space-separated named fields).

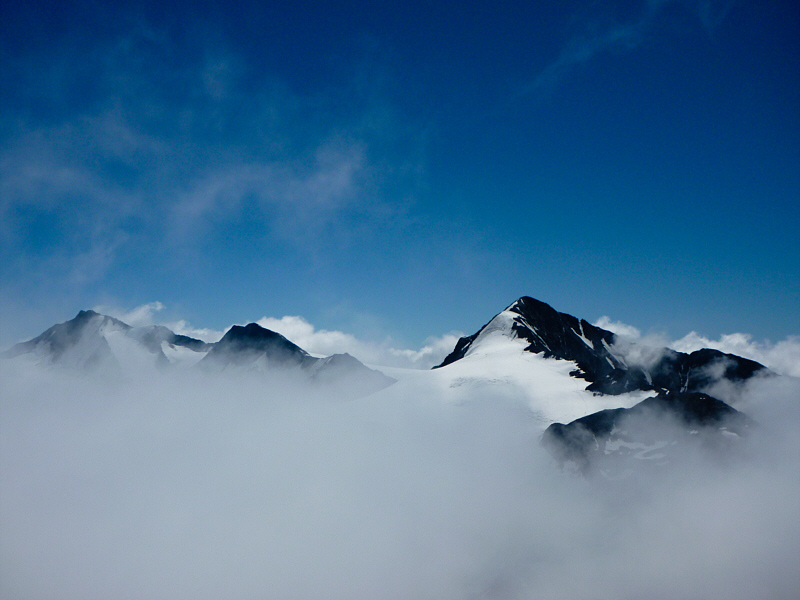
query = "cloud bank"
xmin=1 ymin=357 xmax=798 ymax=600
xmin=89 ymin=301 xmax=459 ymax=369
xmin=594 ymin=313 xmax=800 ymax=378
xmin=672 ymin=331 xmax=800 ymax=378
xmin=256 ymin=314 xmax=460 ymax=369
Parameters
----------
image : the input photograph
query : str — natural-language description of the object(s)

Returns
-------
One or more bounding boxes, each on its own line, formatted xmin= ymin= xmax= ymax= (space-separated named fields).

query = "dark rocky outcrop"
xmin=198 ymin=322 xmax=395 ymax=397
xmin=435 ymin=296 xmax=767 ymax=397
xmin=542 ymin=391 xmax=754 ymax=473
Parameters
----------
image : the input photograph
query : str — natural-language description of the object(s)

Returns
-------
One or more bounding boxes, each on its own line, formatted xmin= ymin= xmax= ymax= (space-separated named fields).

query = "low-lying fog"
xmin=1 ymin=362 xmax=798 ymax=600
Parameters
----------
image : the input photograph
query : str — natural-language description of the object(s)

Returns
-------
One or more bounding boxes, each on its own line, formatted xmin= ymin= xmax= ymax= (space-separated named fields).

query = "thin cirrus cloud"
xmin=169 ymin=140 xmax=370 ymax=245
xmin=0 ymin=24 xmax=419 ymax=294
xmin=526 ymin=0 xmax=739 ymax=98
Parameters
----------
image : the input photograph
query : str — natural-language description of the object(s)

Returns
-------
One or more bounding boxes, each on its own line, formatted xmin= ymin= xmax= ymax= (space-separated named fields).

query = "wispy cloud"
xmin=672 ymin=331 xmax=800 ymax=378
xmin=0 ymin=21 xmax=423 ymax=298
xmin=170 ymin=139 xmax=369 ymax=244
xmin=95 ymin=301 xmax=166 ymax=328
xmin=594 ymin=315 xmax=643 ymax=339
xmin=526 ymin=0 xmax=740 ymax=98
xmin=595 ymin=314 xmax=800 ymax=378
xmin=256 ymin=314 xmax=461 ymax=369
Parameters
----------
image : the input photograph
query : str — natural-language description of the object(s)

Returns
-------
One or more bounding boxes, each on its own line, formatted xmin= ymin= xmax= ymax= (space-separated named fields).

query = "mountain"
xmin=436 ymin=296 xmax=766 ymax=396
xmin=201 ymin=323 xmax=315 ymax=370
xmin=200 ymin=322 xmax=395 ymax=396
xmin=3 ymin=311 xmax=394 ymax=398
xmin=542 ymin=391 xmax=754 ymax=475
xmin=431 ymin=296 xmax=768 ymax=473
xmin=3 ymin=298 xmax=768 ymax=433
xmin=1 ymin=309 xmax=211 ymax=372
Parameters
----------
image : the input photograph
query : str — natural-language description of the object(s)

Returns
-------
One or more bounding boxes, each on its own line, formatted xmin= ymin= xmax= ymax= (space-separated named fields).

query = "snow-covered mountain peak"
xmin=437 ymin=296 xmax=620 ymax=371
xmin=436 ymin=296 xmax=767 ymax=399
xmin=2 ymin=309 xmax=210 ymax=373
xmin=462 ymin=308 xmax=523 ymax=356
xmin=4 ymin=313 xmax=394 ymax=397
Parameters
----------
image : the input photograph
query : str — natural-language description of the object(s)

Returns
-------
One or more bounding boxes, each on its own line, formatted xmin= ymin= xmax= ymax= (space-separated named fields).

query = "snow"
xmin=8 ymin=307 xmax=650 ymax=429
xmin=604 ymin=439 xmax=671 ymax=460
xmin=574 ymin=323 xmax=594 ymax=348
xmin=161 ymin=341 xmax=208 ymax=367
xmin=373 ymin=323 xmax=648 ymax=430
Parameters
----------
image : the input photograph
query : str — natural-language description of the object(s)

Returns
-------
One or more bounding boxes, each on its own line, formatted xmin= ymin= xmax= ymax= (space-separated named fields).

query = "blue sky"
xmin=1 ymin=0 xmax=798 ymax=350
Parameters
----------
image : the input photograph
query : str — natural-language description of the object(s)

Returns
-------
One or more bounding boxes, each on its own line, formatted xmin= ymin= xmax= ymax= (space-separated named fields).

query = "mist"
xmin=1 ymin=362 xmax=798 ymax=600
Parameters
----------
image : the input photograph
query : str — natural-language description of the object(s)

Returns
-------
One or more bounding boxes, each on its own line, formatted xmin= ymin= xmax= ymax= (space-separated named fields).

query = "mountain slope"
xmin=200 ymin=323 xmax=315 ymax=370
xmin=2 ymin=310 xmax=213 ymax=372
xmin=5 ymin=314 xmax=395 ymax=397
xmin=436 ymin=296 xmax=767 ymax=396
xmin=2 ymin=310 xmax=131 ymax=371
xmin=542 ymin=391 xmax=754 ymax=475
xmin=199 ymin=322 xmax=395 ymax=396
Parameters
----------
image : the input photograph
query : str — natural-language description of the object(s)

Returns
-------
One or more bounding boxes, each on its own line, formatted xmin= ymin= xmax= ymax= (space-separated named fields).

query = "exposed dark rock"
xmin=542 ymin=391 xmax=754 ymax=474
xmin=200 ymin=323 xmax=315 ymax=369
xmin=3 ymin=310 xmax=211 ymax=371
xmin=198 ymin=322 xmax=395 ymax=397
xmin=435 ymin=296 xmax=768 ymax=397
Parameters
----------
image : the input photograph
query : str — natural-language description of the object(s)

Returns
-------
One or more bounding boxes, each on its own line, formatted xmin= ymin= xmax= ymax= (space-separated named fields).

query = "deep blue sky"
xmin=1 ymin=0 xmax=798 ymax=348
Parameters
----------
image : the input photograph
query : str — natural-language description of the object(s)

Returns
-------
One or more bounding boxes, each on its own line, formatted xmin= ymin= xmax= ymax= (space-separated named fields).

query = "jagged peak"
xmin=435 ymin=295 xmax=768 ymax=398
xmin=221 ymin=322 xmax=306 ymax=350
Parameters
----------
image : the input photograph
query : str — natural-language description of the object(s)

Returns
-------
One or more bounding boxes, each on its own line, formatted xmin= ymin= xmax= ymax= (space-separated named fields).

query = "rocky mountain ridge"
xmin=2 ymin=310 xmax=394 ymax=397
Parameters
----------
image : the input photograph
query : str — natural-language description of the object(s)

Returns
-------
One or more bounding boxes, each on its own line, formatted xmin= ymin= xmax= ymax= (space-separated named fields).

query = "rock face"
xmin=2 ymin=310 xmax=210 ymax=371
xmin=199 ymin=322 xmax=395 ymax=397
xmin=436 ymin=296 xmax=768 ymax=475
xmin=5 ymin=313 xmax=395 ymax=398
xmin=542 ymin=391 xmax=754 ymax=474
xmin=200 ymin=323 xmax=315 ymax=370
xmin=436 ymin=296 xmax=766 ymax=396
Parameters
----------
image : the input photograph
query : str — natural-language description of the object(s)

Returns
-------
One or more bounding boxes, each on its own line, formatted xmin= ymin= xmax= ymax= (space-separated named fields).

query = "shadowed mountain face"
xmin=200 ymin=323 xmax=314 ymax=370
xmin=1 ymin=310 xmax=130 ymax=371
xmin=2 ymin=310 xmax=213 ymax=371
xmin=542 ymin=391 xmax=754 ymax=475
xmin=199 ymin=322 xmax=395 ymax=397
xmin=436 ymin=296 xmax=766 ymax=396
xmin=435 ymin=296 xmax=767 ymax=476
xmin=4 ymin=314 xmax=395 ymax=398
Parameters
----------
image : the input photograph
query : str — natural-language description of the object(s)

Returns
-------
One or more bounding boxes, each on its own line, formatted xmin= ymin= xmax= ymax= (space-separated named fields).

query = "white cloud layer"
xmin=595 ymin=315 xmax=800 ymax=378
xmin=93 ymin=302 xmax=458 ymax=368
xmin=671 ymin=331 xmax=800 ymax=378
xmin=594 ymin=315 xmax=642 ymax=339
xmin=257 ymin=315 xmax=460 ymax=369
xmin=1 ymin=357 xmax=798 ymax=600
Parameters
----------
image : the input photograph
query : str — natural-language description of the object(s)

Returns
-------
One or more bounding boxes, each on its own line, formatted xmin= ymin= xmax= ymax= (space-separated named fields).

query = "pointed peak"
xmin=75 ymin=309 xmax=100 ymax=319
xmin=224 ymin=322 xmax=285 ymax=340
xmin=211 ymin=322 xmax=309 ymax=359
xmin=508 ymin=296 xmax=558 ymax=315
